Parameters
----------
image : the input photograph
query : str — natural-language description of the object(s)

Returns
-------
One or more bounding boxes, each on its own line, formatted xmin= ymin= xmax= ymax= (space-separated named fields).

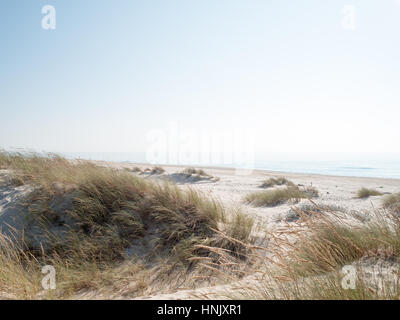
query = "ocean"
xmin=252 ymin=160 xmax=400 ymax=179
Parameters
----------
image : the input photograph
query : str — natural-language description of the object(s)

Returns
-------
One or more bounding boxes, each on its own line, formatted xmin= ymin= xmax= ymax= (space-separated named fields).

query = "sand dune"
xmin=1 ymin=158 xmax=400 ymax=300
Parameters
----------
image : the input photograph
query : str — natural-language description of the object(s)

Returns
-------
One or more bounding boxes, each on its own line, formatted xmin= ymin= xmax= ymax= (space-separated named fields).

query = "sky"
xmin=0 ymin=0 xmax=399 ymax=156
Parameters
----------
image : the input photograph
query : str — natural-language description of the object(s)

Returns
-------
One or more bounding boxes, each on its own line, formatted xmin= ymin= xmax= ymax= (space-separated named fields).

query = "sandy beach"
xmin=100 ymin=161 xmax=400 ymax=223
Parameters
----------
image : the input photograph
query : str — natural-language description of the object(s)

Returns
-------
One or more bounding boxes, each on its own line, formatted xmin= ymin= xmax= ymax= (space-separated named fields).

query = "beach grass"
xmin=356 ymin=188 xmax=383 ymax=199
xmin=151 ymin=166 xmax=165 ymax=174
xmin=245 ymin=186 xmax=318 ymax=207
xmin=0 ymin=151 xmax=254 ymax=299
xmin=230 ymin=206 xmax=400 ymax=300
xmin=180 ymin=168 xmax=219 ymax=182
xmin=260 ymin=177 xmax=295 ymax=189
xmin=182 ymin=167 xmax=210 ymax=177
xmin=382 ymin=193 xmax=400 ymax=214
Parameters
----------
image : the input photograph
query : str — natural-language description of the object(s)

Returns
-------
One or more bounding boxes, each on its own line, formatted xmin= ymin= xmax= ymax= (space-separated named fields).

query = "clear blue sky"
xmin=1 ymin=0 xmax=399 ymax=153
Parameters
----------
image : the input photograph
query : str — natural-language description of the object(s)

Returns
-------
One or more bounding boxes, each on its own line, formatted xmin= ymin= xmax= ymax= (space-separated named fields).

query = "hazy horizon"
xmin=57 ymin=151 xmax=400 ymax=179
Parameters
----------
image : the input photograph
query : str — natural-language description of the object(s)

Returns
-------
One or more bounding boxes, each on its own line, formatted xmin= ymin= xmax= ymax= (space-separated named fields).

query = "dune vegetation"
xmin=356 ymin=188 xmax=383 ymax=199
xmin=181 ymin=168 xmax=219 ymax=181
xmin=260 ymin=177 xmax=295 ymax=189
xmin=0 ymin=151 xmax=254 ymax=299
xmin=230 ymin=204 xmax=400 ymax=300
xmin=245 ymin=186 xmax=319 ymax=207
xmin=124 ymin=166 xmax=142 ymax=173
xmin=382 ymin=193 xmax=400 ymax=214
xmin=182 ymin=168 xmax=209 ymax=177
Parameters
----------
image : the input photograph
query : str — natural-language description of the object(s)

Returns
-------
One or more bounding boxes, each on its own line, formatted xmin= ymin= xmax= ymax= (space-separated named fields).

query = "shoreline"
xmin=95 ymin=160 xmax=400 ymax=184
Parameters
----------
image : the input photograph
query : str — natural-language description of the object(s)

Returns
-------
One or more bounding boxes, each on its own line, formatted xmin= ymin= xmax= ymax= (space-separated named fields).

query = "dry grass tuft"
xmin=182 ymin=168 xmax=219 ymax=181
xmin=124 ymin=167 xmax=142 ymax=173
xmin=229 ymin=205 xmax=400 ymax=300
xmin=150 ymin=166 xmax=165 ymax=174
xmin=260 ymin=177 xmax=295 ymax=189
xmin=245 ymin=186 xmax=318 ymax=207
xmin=183 ymin=168 xmax=209 ymax=177
xmin=275 ymin=206 xmax=400 ymax=278
xmin=356 ymin=188 xmax=383 ymax=199
xmin=382 ymin=193 xmax=400 ymax=214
